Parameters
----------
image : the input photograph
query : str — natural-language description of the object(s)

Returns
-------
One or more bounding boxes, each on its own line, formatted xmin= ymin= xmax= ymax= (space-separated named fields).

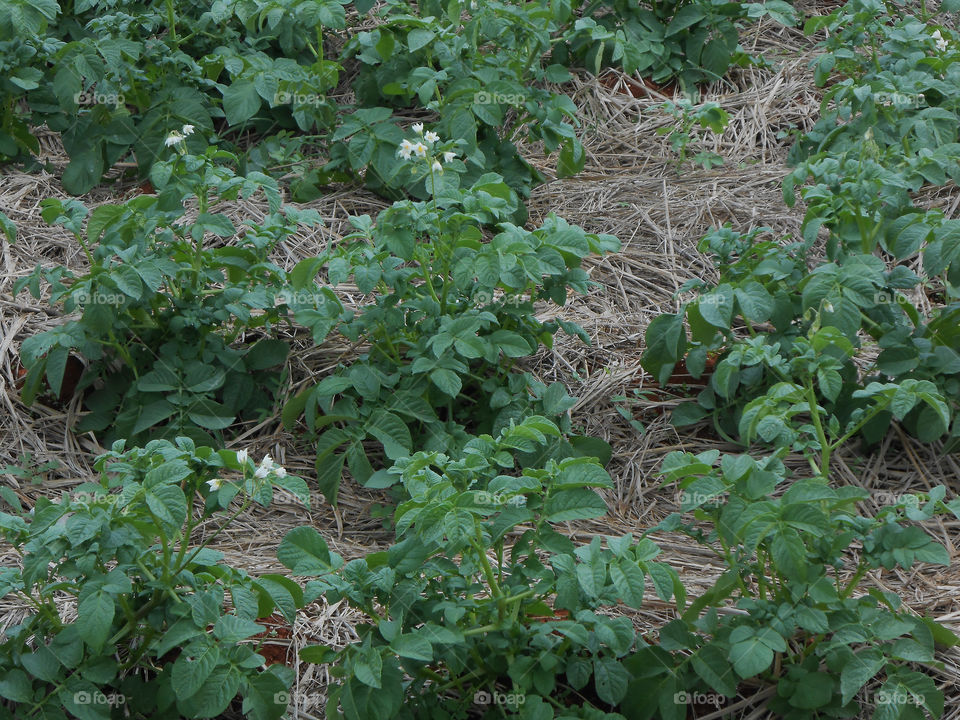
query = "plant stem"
xmin=803 ymin=379 xmax=830 ymax=478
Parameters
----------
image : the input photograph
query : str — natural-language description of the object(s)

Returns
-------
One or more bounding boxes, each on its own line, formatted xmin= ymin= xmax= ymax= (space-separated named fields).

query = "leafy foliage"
xmin=643 ymin=447 xmax=958 ymax=718
xmin=283 ymin=161 xmax=620 ymax=503
xmin=0 ymin=0 xmax=345 ymax=193
xmin=558 ymin=0 xmax=797 ymax=90
xmin=14 ymin=146 xmax=316 ymax=446
xmin=286 ymin=416 xmax=679 ymax=719
xmin=0 ymin=440 xmax=312 ymax=719
xmin=638 ymin=0 xmax=960 ymax=448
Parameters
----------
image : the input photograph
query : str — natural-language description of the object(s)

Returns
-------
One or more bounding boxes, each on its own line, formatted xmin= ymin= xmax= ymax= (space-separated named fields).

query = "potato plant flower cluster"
xmin=397 ymin=123 xmax=458 ymax=173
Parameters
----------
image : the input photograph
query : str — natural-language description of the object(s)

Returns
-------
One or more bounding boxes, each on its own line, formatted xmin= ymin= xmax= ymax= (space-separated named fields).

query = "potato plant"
xmin=0 ymin=441 xmax=311 ymax=719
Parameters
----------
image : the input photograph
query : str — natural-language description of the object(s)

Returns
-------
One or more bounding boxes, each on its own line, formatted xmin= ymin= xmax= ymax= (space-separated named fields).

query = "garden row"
xmin=0 ymin=0 xmax=958 ymax=719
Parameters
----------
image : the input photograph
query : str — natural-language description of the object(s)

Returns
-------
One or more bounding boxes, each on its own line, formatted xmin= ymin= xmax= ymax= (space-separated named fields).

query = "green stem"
xmin=164 ymin=0 xmax=178 ymax=44
xmin=829 ymin=397 xmax=892 ymax=453
xmin=839 ymin=563 xmax=868 ymax=600
xmin=803 ymin=379 xmax=830 ymax=478
xmin=471 ymin=535 xmax=503 ymax=599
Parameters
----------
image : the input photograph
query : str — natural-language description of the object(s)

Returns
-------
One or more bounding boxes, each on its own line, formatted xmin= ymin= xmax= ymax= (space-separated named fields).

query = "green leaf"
xmin=0 ymin=669 xmax=32 ymax=702
xmin=610 ymin=560 xmax=646 ymax=607
xmin=698 ymin=285 xmax=735 ymax=328
xmin=213 ymin=615 xmax=265 ymax=643
xmin=177 ymin=664 xmax=239 ymax=718
xmin=557 ymin=138 xmax=585 ymax=178
xmin=144 ymin=484 xmax=187 ymax=537
xmin=407 ymin=28 xmax=436 ymax=52
xmin=132 ymin=399 xmax=177 ymax=434
xmin=367 ymin=410 xmax=411 ymax=460
xmin=222 ymin=80 xmax=262 ymax=126
xmin=544 ymin=489 xmax=607 ymax=522
xmin=245 ymin=339 xmax=289 ymax=370
xmin=593 ymin=656 xmax=630 ymax=704
xmin=77 ymin=590 xmax=114 ymax=651
xmin=429 ymin=368 xmax=462 ymax=397
xmin=691 ymin=644 xmax=737 ymax=696
xmin=640 ymin=313 xmax=686 ymax=385
xmin=390 ymin=633 xmax=433 ymax=662
xmin=187 ymin=399 xmax=236 ymax=430
xmin=173 ymin=643 xmax=221 ymax=700
xmin=300 ymin=645 xmax=338 ymax=664
xmin=728 ymin=632 xmax=774 ymax=678
xmin=666 ymin=5 xmax=708 ymax=35
xmin=278 ymin=527 xmax=336 ymax=575
xmin=0 ymin=211 xmax=15 ymax=243
xmin=839 ymin=648 xmax=884 ymax=704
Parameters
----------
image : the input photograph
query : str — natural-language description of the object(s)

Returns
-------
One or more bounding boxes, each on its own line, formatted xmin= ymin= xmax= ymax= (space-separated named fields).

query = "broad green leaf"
xmin=543 ymin=489 xmax=607 ymax=522
xmin=222 ymin=80 xmax=262 ymax=126
xmin=278 ymin=527 xmax=335 ymax=575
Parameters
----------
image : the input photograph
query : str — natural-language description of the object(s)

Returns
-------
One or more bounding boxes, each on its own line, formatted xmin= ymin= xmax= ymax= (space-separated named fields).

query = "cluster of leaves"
xmin=557 ymin=0 xmax=797 ymax=90
xmin=333 ymin=0 xmax=797 ymax=206
xmin=14 ymin=146 xmax=319 ymax=446
xmin=0 ymin=0 xmax=797 ymax=200
xmin=279 ymin=394 xmax=960 ymax=719
xmin=0 ymin=0 xmax=345 ymax=193
xmin=282 ymin=164 xmax=620 ymax=503
xmin=283 ymin=416 xmax=683 ymax=720
xmin=634 ymin=447 xmax=959 ymax=719
xmin=657 ymin=98 xmax=730 ymax=170
xmin=640 ymin=225 xmax=957 ymax=445
xmin=782 ymin=0 xmax=960 ymax=445
xmin=0 ymin=439 xmax=312 ymax=719
xmin=640 ymin=0 xmax=960 ymax=448
xmin=617 ymin=3 xmax=960 ymax=714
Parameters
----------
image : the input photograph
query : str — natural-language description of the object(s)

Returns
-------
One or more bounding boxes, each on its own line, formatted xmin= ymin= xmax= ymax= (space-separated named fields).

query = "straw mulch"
xmin=1 ymin=5 xmax=958 ymax=719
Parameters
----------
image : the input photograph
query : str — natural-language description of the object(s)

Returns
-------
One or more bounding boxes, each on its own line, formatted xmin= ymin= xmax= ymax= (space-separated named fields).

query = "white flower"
xmin=164 ymin=132 xmax=183 ymax=147
xmin=397 ymin=138 xmax=415 ymax=159
xmin=443 ymin=151 xmax=456 ymax=163
xmin=823 ymin=302 xmax=834 ymax=313
xmin=431 ymin=160 xmax=443 ymax=173
xmin=181 ymin=124 xmax=195 ymax=136
xmin=412 ymin=122 xmax=424 ymax=135
xmin=236 ymin=449 xmax=249 ymax=465
xmin=274 ymin=466 xmax=287 ymax=478
xmin=412 ymin=141 xmax=428 ymax=158
xmin=424 ymin=130 xmax=440 ymax=144
xmin=933 ymin=29 xmax=949 ymax=51
xmin=207 ymin=478 xmax=223 ymax=491
xmin=254 ymin=454 xmax=273 ymax=479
